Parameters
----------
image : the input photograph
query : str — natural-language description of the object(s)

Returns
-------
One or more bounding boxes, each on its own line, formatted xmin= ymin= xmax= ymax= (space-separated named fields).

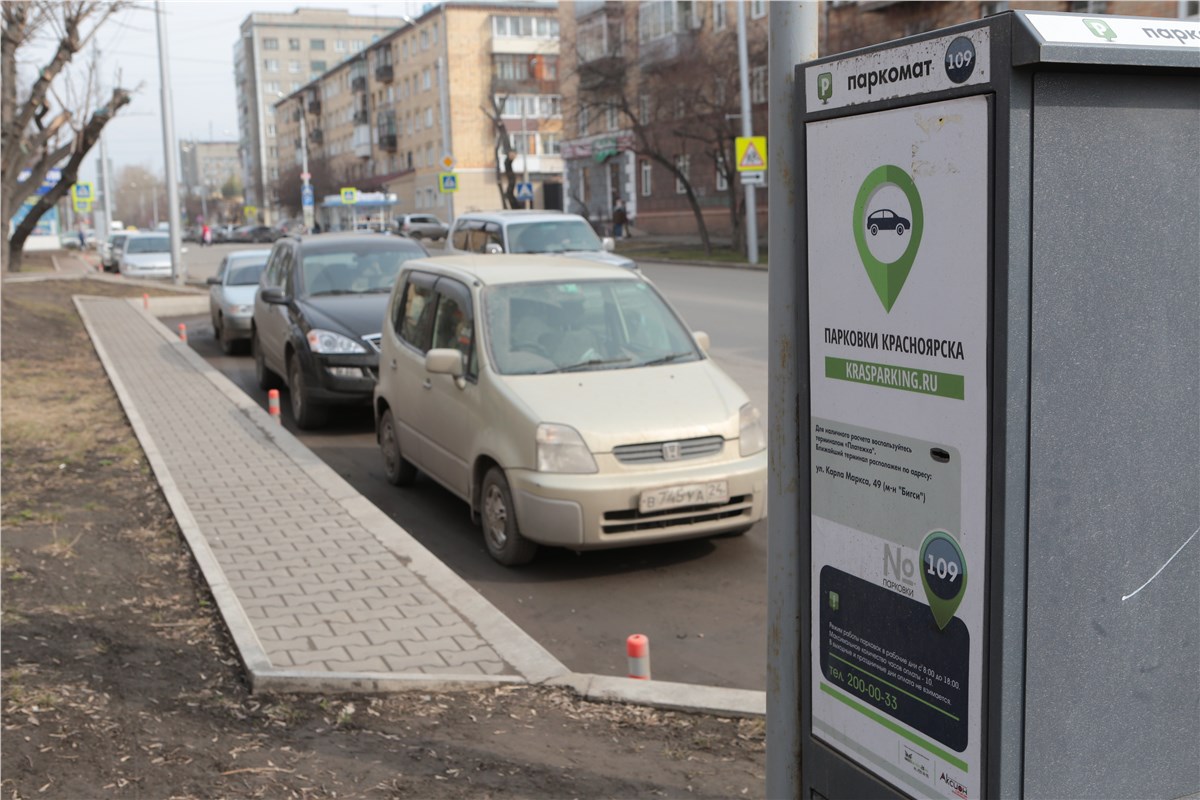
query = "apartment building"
xmin=178 ymin=140 xmax=239 ymax=197
xmin=234 ymin=7 xmax=411 ymax=223
xmin=275 ymin=1 xmax=563 ymax=229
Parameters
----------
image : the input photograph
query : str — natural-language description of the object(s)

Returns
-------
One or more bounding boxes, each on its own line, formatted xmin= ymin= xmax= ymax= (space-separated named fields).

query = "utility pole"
xmin=521 ymin=98 xmax=531 ymax=209
xmin=156 ymin=0 xmax=184 ymax=284
xmin=299 ymin=100 xmax=313 ymax=231
xmin=436 ymin=55 xmax=454 ymax=223
xmin=736 ymin=0 xmax=758 ymax=265
xmin=766 ymin=3 xmax=819 ymax=799
xmin=97 ymin=132 xmax=113 ymax=236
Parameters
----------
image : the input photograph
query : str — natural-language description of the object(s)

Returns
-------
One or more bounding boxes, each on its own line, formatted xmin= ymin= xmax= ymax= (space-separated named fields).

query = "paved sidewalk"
xmin=70 ymin=288 xmax=766 ymax=716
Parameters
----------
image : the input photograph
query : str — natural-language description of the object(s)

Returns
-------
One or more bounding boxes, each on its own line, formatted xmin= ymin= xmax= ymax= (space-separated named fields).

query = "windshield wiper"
xmin=558 ymin=356 xmax=632 ymax=373
xmin=641 ymin=352 xmax=693 ymax=367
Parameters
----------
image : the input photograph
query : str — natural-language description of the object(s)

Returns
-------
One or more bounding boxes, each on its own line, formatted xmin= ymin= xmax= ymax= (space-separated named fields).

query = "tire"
xmin=870 ymin=224 xmax=879 ymax=236
xmin=288 ymin=353 xmax=327 ymax=430
xmin=896 ymin=223 xmax=905 ymax=235
xmin=253 ymin=330 xmax=281 ymax=391
xmin=379 ymin=409 xmax=417 ymax=486
xmin=480 ymin=466 xmax=537 ymax=566
xmin=217 ymin=315 xmax=238 ymax=355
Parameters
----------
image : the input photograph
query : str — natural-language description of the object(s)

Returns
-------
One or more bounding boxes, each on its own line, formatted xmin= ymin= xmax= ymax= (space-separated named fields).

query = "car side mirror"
xmin=601 ymin=237 xmax=615 ymax=252
xmin=426 ymin=348 xmax=467 ymax=388
xmin=205 ymin=276 xmax=220 ymax=286
xmin=260 ymin=287 xmax=288 ymax=305
xmin=483 ymin=243 xmax=503 ymax=255
xmin=693 ymin=331 xmax=711 ymax=353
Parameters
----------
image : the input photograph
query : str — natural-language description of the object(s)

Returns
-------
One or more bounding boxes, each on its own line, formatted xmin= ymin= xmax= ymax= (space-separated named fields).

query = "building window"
xmin=264 ymin=58 xmax=278 ymax=72
xmin=351 ymin=40 xmax=364 ymax=53
xmin=311 ymin=38 xmax=325 ymax=51
xmin=606 ymin=103 xmax=619 ymax=131
xmin=265 ymin=80 xmax=280 ymax=93
xmin=492 ymin=14 xmax=560 ymax=39
xmin=432 ymin=22 xmax=439 ymax=44
xmin=638 ymin=94 xmax=650 ymax=125
xmin=422 ymin=67 xmax=431 ymax=90
xmin=269 ymin=145 xmax=278 ymax=159
xmin=263 ymin=37 xmax=279 ymax=50
xmin=311 ymin=60 xmax=326 ymax=73
xmin=641 ymin=160 xmax=652 ymax=196
xmin=335 ymin=39 xmax=346 ymax=52
xmin=579 ymin=105 xmax=590 ymax=136
xmin=290 ymin=82 xmax=300 ymax=92
xmin=288 ymin=38 xmax=300 ymax=51
xmin=288 ymin=60 xmax=300 ymax=73
xmin=751 ymin=0 xmax=766 ymax=19
xmin=675 ymin=154 xmax=690 ymax=194
xmin=714 ymin=1 xmax=727 ymax=31
xmin=420 ymin=30 xmax=429 ymax=50
xmin=494 ymin=54 xmax=530 ymax=81
xmin=1067 ymin=1 xmax=1107 ymax=11
xmin=715 ymin=153 xmax=728 ymax=191
xmin=639 ymin=1 xmax=695 ymax=43
xmin=751 ymin=65 xmax=767 ymax=104
xmin=425 ymin=107 xmax=434 ymax=128
xmin=267 ymin=123 xmax=276 ymax=137
xmin=543 ymin=133 xmax=560 ymax=155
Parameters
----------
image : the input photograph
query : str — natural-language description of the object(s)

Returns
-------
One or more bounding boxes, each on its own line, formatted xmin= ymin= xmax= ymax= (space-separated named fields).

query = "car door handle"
xmin=390 ymin=359 xmax=397 ymax=370
xmin=422 ymin=378 xmax=432 ymax=390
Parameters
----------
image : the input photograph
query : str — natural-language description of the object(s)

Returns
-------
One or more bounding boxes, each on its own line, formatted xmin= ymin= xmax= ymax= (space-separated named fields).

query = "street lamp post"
xmin=298 ymin=100 xmax=313 ymax=232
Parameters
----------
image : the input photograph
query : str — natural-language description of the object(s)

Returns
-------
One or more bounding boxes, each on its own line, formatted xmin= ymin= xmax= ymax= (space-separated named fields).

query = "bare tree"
xmin=2 ymin=0 xmax=130 ymax=270
xmin=565 ymin=9 xmax=766 ymax=254
xmin=482 ymin=89 xmax=519 ymax=210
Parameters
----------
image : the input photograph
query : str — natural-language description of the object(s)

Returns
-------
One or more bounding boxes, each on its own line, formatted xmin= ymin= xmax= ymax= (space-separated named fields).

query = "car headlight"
xmin=306 ymin=329 xmax=367 ymax=354
xmin=739 ymin=403 xmax=766 ymax=457
xmin=536 ymin=423 xmax=597 ymax=474
xmin=229 ymin=304 xmax=253 ymax=315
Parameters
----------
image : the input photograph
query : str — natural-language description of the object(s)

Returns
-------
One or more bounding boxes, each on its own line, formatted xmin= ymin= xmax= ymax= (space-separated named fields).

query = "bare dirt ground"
xmin=0 ymin=270 xmax=767 ymax=799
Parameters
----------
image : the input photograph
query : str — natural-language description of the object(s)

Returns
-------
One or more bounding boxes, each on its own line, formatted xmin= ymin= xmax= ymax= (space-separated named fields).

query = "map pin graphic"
xmin=920 ymin=531 xmax=967 ymax=631
xmin=852 ymin=165 xmax=924 ymax=313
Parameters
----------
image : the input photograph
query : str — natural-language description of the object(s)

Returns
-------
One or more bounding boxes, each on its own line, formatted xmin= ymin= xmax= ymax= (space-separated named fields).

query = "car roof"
xmin=226 ymin=248 xmax=271 ymax=259
xmin=401 ymin=254 xmax=639 ymax=287
xmin=452 ymin=210 xmax=583 ymax=225
xmin=125 ymin=231 xmax=168 ymax=238
xmin=279 ymin=232 xmax=427 ymax=251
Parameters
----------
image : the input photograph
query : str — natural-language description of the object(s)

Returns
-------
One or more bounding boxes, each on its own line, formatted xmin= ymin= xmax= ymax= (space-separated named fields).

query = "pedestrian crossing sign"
xmin=439 ymin=172 xmax=458 ymax=193
xmin=735 ymin=136 xmax=767 ymax=172
xmin=340 ymin=187 xmax=359 ymax=205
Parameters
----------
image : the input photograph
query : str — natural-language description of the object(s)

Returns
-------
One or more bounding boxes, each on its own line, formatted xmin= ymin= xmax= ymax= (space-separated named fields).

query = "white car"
xmin=206 ymin=249 xmax=271 ymax=354
xmin=118 ymin=233 xmax=175 ymax=279
xmin=374 ymin=254 xmax=767 ymax=565
xmin=443 ymin=210 xmax=638 ymax=271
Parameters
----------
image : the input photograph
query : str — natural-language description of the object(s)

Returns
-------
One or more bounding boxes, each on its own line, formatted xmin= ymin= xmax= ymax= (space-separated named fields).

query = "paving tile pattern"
xmin=81 ymin=298 xmax=512 ymax=676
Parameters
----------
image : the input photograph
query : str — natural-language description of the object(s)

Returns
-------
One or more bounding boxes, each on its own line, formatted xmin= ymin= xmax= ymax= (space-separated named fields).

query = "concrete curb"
xmin=628 ymin=257 xmax=768 ymax=272
xmin=72 ymin=287 xmax=768 ymax=717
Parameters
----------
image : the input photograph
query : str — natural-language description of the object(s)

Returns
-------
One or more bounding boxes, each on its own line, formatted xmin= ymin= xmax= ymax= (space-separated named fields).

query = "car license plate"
xmin=639 ymin=481 xmax=729 ymax=514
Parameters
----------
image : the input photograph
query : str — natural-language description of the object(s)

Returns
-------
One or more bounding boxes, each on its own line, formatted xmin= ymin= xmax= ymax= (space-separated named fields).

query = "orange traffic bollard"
xmin=143 ymin=293 xmax=149 ymax=309
xmin=177 ymin=323 xmax=187 ymax=342
xmin=268 ymin=389 xmax=281 ymax=423
xmin=627 ymin=634 xmax=651 ymax=680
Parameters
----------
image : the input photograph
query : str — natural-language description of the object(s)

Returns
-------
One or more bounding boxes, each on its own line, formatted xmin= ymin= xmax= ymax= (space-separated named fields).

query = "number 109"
xmin=927 ymin=555 xmax=960 ymax=582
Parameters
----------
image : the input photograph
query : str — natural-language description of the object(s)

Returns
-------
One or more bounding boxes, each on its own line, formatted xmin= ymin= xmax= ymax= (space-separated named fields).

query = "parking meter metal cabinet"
xmin=782 ymin=11 xmax=1199 ymax=800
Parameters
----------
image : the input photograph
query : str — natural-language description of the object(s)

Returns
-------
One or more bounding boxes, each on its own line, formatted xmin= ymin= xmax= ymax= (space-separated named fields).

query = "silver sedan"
xmin=207 ymin=249 xmax=271 ymax=354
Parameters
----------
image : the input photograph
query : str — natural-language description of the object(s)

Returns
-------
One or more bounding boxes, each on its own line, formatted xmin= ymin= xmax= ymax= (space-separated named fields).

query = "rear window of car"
xmin=300 ymin=240 xmax=425 ymax=296
xmin=507 ymin=220 xmax=602 ymax=254
xmin=125 ymin=236 xmax=170 ymax=254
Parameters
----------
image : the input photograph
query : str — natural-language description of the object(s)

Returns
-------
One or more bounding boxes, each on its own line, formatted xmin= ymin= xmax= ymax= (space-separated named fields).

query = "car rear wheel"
xmin=288 ymin=354 xmax=327 ymax=430
xmin=481 ymin=467 xmax=537 ymax=566
xmin=379 ymin=409 xmax=417 ymax=486
xmin=253 ymin=330 xmax=282 ymax=391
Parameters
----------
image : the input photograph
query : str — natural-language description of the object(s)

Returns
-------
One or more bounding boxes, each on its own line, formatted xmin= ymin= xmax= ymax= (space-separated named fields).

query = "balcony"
xmin=351 ymin=75 xmax=367 ymax=93
xmin=374 ymin=63 xmax=393 ymax=83
xmin=353 ymin=108 xmax=370 ymax=125
xmin=638 ymin=30 xmax=696 ymax=70
xmin=307 ymin=98 xmax=321 ymax=115
xmin=379 ymin=132 xmax=397 ymax=152
xmin=310 ymin=128 xmax=323 ymax=145
xmin=353 ymin=124 xmax=371 ymax=159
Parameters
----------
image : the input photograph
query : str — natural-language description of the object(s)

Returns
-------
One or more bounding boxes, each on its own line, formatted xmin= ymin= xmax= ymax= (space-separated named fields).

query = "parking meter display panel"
xmin=806 ymin=94 xmax=990 ymax=800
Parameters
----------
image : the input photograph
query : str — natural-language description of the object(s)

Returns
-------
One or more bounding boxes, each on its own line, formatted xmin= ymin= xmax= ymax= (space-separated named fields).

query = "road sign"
xmin=340 ymin=187 xmax=359 ymax=205
xmin=735 ymin=136 xmax=768 ymax=172
xmin=301 ymin=185 xmax=315 ymax=208
xmin=439 ymin=172 xmax=458 ymax=193
xmin=741 ymin=171 xmax=765 ymax=186
xmin=441 ymin=155 xmax=456 ymax=170
xmin=515 ymin=182 xmax=534 ymax=202
xmin=244 ymin=205 xmax=257 ymax=220
xmin=73 ymin=199 xmax=92 ymax=213
xmin=71 ymin=181 xmax=94 ymax=201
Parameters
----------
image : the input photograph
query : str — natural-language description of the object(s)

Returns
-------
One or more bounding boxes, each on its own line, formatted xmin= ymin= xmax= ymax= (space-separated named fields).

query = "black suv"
xmin=252 ymin=233 xmax=428 ymax=428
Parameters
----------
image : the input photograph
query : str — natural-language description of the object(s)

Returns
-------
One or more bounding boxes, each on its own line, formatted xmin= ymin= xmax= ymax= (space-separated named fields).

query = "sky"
xmin=34 ymin=0 xmax=427 ymax=187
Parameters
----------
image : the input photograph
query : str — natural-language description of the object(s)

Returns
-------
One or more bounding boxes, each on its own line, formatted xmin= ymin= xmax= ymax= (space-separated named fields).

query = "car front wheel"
xmin=870 ymin=224 xmax=879 ymax=236
xmin=480 ymin=466 xmax=537 ymax=566
xmin=896 ymin=223 xmax=906 ymax=235
xmin=288 ymin=354 xmax=327 ymax=430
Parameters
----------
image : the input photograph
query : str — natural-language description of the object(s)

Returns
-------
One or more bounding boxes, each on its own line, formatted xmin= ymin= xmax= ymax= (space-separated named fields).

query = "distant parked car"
xmin=213 ymin=224 xmax=236 ymax=243
xmin=232 ymin=224 xmax=278 ymax=244
xmin=394 ymin=213 xmax=449 ymax=241
xmin=252 ymin=233 xmax=428 ymax=428
xmin=866 ymin=209 xmax=910 ymax=236
xmin=103 ymin=232 xmax=131 ymax=272
xmin=119 ymin=233 xmax=177 ymax=279
xmin=444 ymin=210 xmax=637 ymax=270
xmin=206 ymin=249 xmax=271 ymax=354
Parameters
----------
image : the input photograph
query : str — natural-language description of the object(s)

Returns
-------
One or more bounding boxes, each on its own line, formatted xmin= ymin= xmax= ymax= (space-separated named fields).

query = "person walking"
xmin=612 ymin=196 xmax=628 ymax=239
xmin=201 ymin=223 xmax=212 ymax=247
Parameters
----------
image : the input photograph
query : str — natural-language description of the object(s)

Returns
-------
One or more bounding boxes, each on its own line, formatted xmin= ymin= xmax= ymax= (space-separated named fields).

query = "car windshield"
xmin=125 ymin=236 xmax=169 ymax=254
xmin=226 ymin=257 xmax=267 ymax=285
xmin=507 ymin=220 xmax=602 ymax=254
xmin=301 ymin=241 xmax=424 ymax=296
xmin=483 ymin=278 xmax=700 ymax=375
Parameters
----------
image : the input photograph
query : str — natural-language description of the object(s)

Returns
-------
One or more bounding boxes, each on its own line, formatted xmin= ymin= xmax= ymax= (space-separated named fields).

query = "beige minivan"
xmin=374 ymin=254 xmax=767 ymax=565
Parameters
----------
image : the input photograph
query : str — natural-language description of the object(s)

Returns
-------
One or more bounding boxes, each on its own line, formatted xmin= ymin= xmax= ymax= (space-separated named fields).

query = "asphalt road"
xmin=172 ymin=245 xmax=770 ymax=690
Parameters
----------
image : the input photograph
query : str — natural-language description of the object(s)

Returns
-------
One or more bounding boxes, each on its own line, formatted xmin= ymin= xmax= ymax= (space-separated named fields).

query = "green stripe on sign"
xmin=825 ymin=357 xmax=964 ymax=399
xmin=820 ymin=682 xmax=969 ymax=772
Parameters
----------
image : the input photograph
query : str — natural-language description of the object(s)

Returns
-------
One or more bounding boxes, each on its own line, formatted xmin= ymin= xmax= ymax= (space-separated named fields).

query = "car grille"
xmin=612 ymin=435 xmax=724 ymax=464
xmin=362 ymin=333 xmax=382 ymax=353
xmin=601 ymin=494 xmax=753 ymax=535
